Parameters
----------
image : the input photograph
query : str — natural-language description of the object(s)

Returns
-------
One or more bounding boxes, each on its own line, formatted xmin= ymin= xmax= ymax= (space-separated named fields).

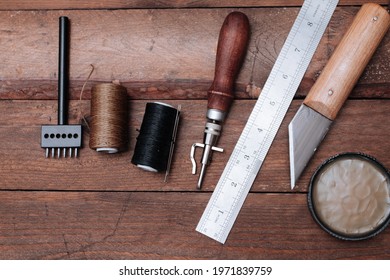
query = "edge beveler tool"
xmin=41 ymin=16 xmax=82 ymax=158
xmin=190 ymin=12 xmax=250 ymax=189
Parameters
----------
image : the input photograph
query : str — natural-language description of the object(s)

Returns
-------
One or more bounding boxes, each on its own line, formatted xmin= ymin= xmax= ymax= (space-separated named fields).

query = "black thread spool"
xmin=89 ymin=83 xmax=128 ymax=153
xmin=131 ymin=102 xmax=180 ymax=173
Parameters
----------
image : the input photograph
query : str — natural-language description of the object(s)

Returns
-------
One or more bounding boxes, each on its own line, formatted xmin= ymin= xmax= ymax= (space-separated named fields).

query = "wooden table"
xmin=0 ymin=1 xmax=389 ymax=259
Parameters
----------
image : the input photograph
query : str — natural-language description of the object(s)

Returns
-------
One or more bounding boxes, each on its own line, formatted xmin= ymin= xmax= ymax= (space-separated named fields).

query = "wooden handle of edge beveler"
xmin=303 ymin=3 xmax=390 ymax=120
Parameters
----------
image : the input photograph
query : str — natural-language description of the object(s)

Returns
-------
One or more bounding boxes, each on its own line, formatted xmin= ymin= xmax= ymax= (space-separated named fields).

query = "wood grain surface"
xmin=0 ymin=99 xmax=388 ymax=192
xmin=0 ymin=2 xmax=389 ymax=259
xmin=1 ymin=191 xmax=389 ymax=259
xmin=0 ymin=8 xmax=389 ymax=100
xmin=0 ymin=0 xmax=389 ymax=10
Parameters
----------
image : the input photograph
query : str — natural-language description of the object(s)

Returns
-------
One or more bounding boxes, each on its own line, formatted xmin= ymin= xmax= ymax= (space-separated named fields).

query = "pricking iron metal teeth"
xmin=41 ymin=16 xmax=82 ymax=158
xmin=41 ymin=125 xmax=82 ymax=158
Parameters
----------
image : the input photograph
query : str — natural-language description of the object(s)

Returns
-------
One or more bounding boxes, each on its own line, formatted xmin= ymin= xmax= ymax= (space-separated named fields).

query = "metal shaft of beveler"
xmin=58 ymin=16 xmax=70 ymax=125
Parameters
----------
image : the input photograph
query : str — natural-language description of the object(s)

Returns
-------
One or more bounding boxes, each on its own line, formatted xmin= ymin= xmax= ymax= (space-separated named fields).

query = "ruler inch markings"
xmin=197 ymin=0 xmax=339 ymax=243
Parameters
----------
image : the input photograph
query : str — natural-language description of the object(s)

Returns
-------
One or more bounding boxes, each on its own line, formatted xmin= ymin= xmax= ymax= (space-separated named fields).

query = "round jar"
xmin=308 ymin=153 xmax=390 ymax=240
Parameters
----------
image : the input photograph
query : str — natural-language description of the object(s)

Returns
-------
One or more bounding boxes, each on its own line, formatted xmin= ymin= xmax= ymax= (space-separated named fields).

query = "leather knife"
xmin=289 ymin=3 xmax=390 ymax=189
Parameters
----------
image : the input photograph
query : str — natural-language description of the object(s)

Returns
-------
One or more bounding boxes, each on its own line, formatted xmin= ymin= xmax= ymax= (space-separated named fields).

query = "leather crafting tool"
xmin=190 ymin=11 xmax=250 ymax=189
xmin=41 ymin=16 xmax=82 ymax=158
xmin=289 ymin=3 xmax=390 ymax=189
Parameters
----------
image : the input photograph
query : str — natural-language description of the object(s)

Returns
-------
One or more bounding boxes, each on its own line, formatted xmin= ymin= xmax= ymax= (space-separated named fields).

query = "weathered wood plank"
xmin=0 ymin=3 xmax=389 ymax=262
xmin=1 ymin=8 xmax=389 ymax=100
xmin=0 ymin=79 xmax=389 ymax=101
xmin=0 ymin=0 xmax=388 ymax=10
xmin=0 ymin=99 xmax=388 ymax=192
xmin=0 ymin=191 xmax=389 ymax=259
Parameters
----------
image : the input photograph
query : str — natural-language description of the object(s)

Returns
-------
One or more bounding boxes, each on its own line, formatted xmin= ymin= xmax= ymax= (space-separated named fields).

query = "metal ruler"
xmin=196 ymin=0 xmax=339 ymax=244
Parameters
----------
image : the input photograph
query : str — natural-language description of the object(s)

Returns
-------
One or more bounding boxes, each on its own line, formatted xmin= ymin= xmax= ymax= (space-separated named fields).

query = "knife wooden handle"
xmin=207 ymin=11 xmax=250 ymax=113
xmin=303 ymin=3 xmax=390 ymax=120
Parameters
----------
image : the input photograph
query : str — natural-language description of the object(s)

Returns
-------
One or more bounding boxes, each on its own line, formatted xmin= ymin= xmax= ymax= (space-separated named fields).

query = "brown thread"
xmin=89 ymin=83 xmax=128 ymax=153
xmin=78 ymin=64 xmax=95 ymax=130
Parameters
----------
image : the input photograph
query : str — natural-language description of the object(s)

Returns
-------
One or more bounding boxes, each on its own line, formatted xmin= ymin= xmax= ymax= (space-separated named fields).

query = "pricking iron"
xmin=41 ymin=16 xmax=82 ymax=158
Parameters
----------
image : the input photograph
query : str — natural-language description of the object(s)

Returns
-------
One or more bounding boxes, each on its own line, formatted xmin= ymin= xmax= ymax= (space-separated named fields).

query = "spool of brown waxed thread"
xmin=89 ymin=83 xmax=128 ymax=153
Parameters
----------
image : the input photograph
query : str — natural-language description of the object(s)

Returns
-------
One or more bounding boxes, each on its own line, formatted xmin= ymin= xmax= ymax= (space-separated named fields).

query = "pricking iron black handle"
xmin=40 ymin=16 xmax=82 ymax=158
xmin=58 ymin=16 xmax=69 ymax=126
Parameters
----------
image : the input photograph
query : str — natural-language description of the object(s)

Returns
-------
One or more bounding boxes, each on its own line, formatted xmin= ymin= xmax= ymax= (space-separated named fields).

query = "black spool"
xmin=131 ymin=102 xmax=179 ymax=172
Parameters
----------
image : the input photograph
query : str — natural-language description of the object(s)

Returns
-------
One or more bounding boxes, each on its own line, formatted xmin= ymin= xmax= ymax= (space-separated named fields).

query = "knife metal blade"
xmin=288 ymin=104 xmax=331 ymax=189
xmin=289 ymin=3 xmax=390 ymax=189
